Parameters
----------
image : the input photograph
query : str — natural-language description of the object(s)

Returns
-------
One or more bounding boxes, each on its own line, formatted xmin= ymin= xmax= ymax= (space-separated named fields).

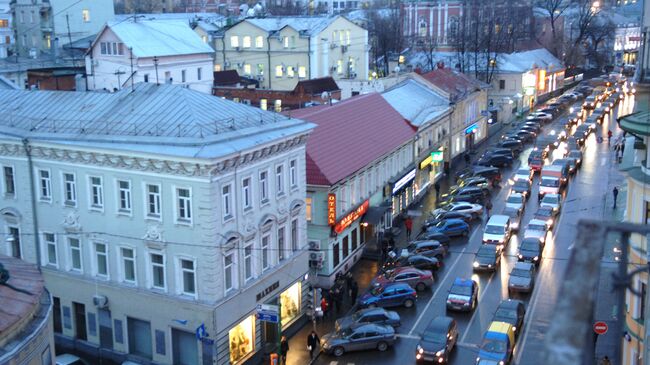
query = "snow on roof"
xmin=0 ymin=75 xmax=19 ymax=90
xmin=104 ymin=19 xmax=214 ymax=57
xmin=114 ymin=12 xmax=224 ymax=22
xmin=498 ymin=48 xmax=564 ymax=73
xmin=244 ymin=16 xmax=339 ymax=35
xmin=381 ymin=79 xmax=450 ymax=127
xmin=421 ymin=68 xmax=489 ymax=102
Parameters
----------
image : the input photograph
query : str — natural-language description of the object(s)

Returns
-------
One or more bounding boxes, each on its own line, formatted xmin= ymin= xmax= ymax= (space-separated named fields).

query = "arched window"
xmin=419 ymin=20 xmax=428 ymax=37
xmin=448 ymin=17 xmax=459 ymax=42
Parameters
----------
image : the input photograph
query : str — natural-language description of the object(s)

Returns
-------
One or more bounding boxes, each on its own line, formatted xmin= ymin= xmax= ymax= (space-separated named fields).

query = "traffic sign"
xmin=256 ymin=304 xmax=279 ymax=323
xmin=594 ymin=321 xmax=608 ymax=335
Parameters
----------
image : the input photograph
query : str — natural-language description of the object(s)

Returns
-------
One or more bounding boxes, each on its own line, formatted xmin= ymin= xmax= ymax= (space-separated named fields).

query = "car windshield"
xmin=543 ymin=196 xmax=559 ymax=204
xmin=507 ymin=195 xmax=523 ymax=204
xmin=529 ymin=224 xmax=546 ymax=231
xmin=478 ymin=249 xmax=494 ymax=258
xmin=536 ymin=209 xmax=552 ymax=217
xmin=481 ymin=338 xmax=507 ymax=353
xmin=422 ymin=331 xmax=448 ymax=343
xmin=450 ymin=284 xmax=472 ymax=296
xmin=530 ymin=158 xmax=543 ymax=165
xmin=370 ymin=286 xmax=384 ymax=296
xmin=494 ymin=308 xmax=516 ymax=320
xmin=340 ymin=328 xmax=354 ymax=337
xmin=511 ymin=269 xmax=530 ymax=277
xmin=541 ymin=178 xmax=559 ymax=187
xmin=521 ymin=242 xmax=538 ymax=251
xmin=485 ymin=225 xmax=505 ymax=234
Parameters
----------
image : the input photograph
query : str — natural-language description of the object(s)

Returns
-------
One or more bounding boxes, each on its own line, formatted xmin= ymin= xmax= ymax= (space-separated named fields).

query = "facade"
xmin=214 ymin=15 xmax=369 ymax=91
xmin=86 ymin=19 xmax=215 ymax=93
xmin=0 ymin=255 xmax=55 ymax=365
xmin=123 ymin=0 xmax=175 ymax=13
xmin=288 ymin=93 xmax=416 ymax=288
xmin=11 ymin=0 xmax=114 ymax=57
xmin=613 ymin=22 xmax=641 ymax=66
xmin=0 ymin=83 xmax=314 ymax=365
xmin=0 ymin=0 xmax=12 ymax=58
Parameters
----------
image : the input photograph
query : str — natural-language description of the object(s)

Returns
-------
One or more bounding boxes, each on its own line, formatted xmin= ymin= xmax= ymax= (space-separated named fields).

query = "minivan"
xmin=482 ymin=215 xmax=511 ymax=249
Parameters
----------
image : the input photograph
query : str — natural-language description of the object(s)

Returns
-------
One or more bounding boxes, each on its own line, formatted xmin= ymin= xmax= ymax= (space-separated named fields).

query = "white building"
xmin=0 ymin=83 xmax=315 ymax=365
xmin=86 ymin=19 xmax=215 ymax=93
xmin=0 ymin=0 xmax=12 ymax=58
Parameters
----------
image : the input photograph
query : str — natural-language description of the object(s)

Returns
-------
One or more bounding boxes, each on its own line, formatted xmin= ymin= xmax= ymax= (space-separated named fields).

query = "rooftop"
xmin=242 ymin=16 xmax=340 ymax=35
xmin=381 ymin=79 xmax=450 ymax=127
xmin=0 ymin=256 xmax=45 ymax=339
xmin=421 ymin=67 xmax=488 ymax=102
xmin=497 ymin=48 xmax=564 ymax=73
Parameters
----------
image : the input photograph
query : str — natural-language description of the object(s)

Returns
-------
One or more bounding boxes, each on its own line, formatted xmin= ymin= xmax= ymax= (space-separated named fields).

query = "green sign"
xmin=431 ymin=151 xmax=444 ymax=162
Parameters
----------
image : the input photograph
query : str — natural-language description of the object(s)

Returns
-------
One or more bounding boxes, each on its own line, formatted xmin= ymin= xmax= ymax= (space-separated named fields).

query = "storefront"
xmin=229 ymin=316 xmax=255 ymax=364
xmin=416 ymin=148 xmax=444 ymax=197
xmin=389 ymin=166 xmax=416 ymax=219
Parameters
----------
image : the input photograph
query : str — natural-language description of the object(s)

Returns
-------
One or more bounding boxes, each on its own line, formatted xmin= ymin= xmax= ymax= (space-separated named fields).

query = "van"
xmin=482 ymin=215 xmax=511 ymax=249
xmin=539 ymin=164 xmax=569 ymax=197
xmin=476 ymin=321 xmax=516 ymax=364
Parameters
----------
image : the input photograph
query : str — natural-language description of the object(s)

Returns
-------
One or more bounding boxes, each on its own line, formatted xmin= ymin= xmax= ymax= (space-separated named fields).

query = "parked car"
xmin=471 ymin=167 xmax=502 ymax=185
xmin=505 ymin=192 xmax=525 ymax=213
xmin=402 ymin=240 xmax=448 ymax=260
xmin=415 ymin=230 xmax=451 ymax=246
xmin=373 ymin=267 xmax=435 ymax=292
xmin=416 ymin=316 xmax=458 ymax=363
xmin=493 ymin=299 xmax=526 ymax=335
xmin=533 ymin=206 xmax=559 ymax=229
xmin=424 ymin=211 xmax=473 ymax=227
xmin=540 ymin=193 xmax=562 ymax=213
xmin=501 ymin=207 xmax=523 ymax=231
xmin=473 ymin=244 xmax=502 ymax=272
xmin=508 ymin=262 xmax=536 ymax=294
xmin=498 ymin=139 xmax=524 ymax=154
xmin=457 ymin=176 xmax=491 ymax=191
xmin=446 ymin=278 xmax=479 ymax=312
xmin=483 ymin=147 xmax=515 ymax=159
xmin=358 ymin=283 xmax=418 ymax=309
xmin=511 ymin=179 xmax=532 ymax=200
xmin=553 ymin=158 xmax=576 ymax=174
xmin=513 ymin=168 xmax=533 ymax=183
xmin=383 ymin=254 xmax=442 ymax=274
xmin=335 ymin=308 xmax=401 ymax=332
xmin=476 ymin=154 xmax=513 ymax=168
xmin=523 ymin=219 xmax=550 ymax=245
xmin=432 ymin=202 xmax=483 ymax=218
xmin=321 ymin=323 xmax=396 ymax=357
xmin=425 ymin=219 xmax=470 ymax=237
xmin=517 ymin=238 xmax=543 ymax=265
xmin=439 ymin=186 xmax=485 ymax=204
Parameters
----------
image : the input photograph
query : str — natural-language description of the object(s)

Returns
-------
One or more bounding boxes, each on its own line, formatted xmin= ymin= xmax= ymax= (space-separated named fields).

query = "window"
xmin=19 ymin=11 xmax=24 ymax=23
xmin=342 ymin=235 xmax=349 ymax=258
xmin=99 ymin=42 xmax=124 ymax=56
xmin=242 ymin=36 xmax=251 ymax=48
xmin=8 ymin=227 xmax=20 ymax=258
xmin=274 ymin=99 xmax=282 ymax=112
xmin=224 ymin=253 xmax=235 ymax=292
xmin=243 ymin=64 xmax=252 ymax=75
xmin=640 ymin=282 xmax=647 ymax=321
xmin=255 ymin=35 xmax=264 ymax=48
xmin=346 ymin=30 xmax=351 ymax=45
xmin=30 ymin=11 xmax=34 ymax=23
xmin=117 ymin=180 xmax=132 ymax=213
xmin=89 ymin=176 xmax=103 ymax=210
xmin=38 ymin=170 xmax=51 ymax=201
xmin=69 ymin=237 xmax=82 ymax=272
xmin=278 ymin=227 xmax=285 ymax=261
xmin=63 ymin=173 xmax=77 ymax=206
xmin=351 ymin=228 xmax=358 ymax=251
xmin=146 ymin=184 xmax=161 ymax=218
xmin=44 ymin=232 xmax=57 ymax=266
xmin=336 ymin=59 xmax=343 ymax=74
xmin=333 ymin=242 xmax=340 ymax=267
xmin=0 ymin=19 xmax=7 ymax=28
xmin=276 ymin=165 xmax=284 ymax=195
xmin=289 ymin=159 xmax=297 ymax=187
xmin=298 ymin=66 xmax=307 ymax=78
xmin=244 ymin=243 xmax=253 ymax=281
xmin=82 ymin=9 xmax=90 ymax=22
xmin=95 ymin=242 xmax=108 ymax=277
xmin=291 ymin=219 xmax=298 ymax=252
xmin=197 ymin=67 xmax=202 ymax=81
xmin=283 ymin=36 xmax=289 ymax=48
xmin=214 ymin=64 xmax=222 ymax=72
xmin=261 ymin=234 xmax=270 ymax=270
xmin=150 ymin=253 xmax=165 ymax=289
xmin=3 ymin=166 xmax=14 ymax=195
xmin=180 ymin=258 xmax=196 ymax=295
xmin=181 ymin=69 xmax=186 ymax=83
xmin=176 ymin=187 xmax=192 ymax=223
xmin=275 ymin=65 xmax=283 ymax=77
xmin=242 ymin=178 xmax=251 ymax=209
xmin=121 ymin=247 xmax=136 ymax=283
xmin=260 ymin=99 xmax=267 ymax=110
xmin=258 ymin=64 xmax=264 ymax=76
xmin=230 ymin=35 xmax=239 ymax=48
xmin=144 ymin=74 xmax=149 ymax=83
xmin=305 ymin=197 xmax=312 ymax=221
xmin=287 ymin=66 xmax=295 ymax=78
xmin=499 ymin=79 xmax=505 ymax=90
xmin=260 ymin=171 xmax=268 ymax=203
xmin=222 ymin=184 xmax=232 ymax=219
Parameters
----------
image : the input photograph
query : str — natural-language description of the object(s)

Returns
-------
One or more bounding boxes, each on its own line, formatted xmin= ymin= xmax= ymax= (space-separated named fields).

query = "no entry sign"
xmin=594 ymin=321 xmax=609 ymax=335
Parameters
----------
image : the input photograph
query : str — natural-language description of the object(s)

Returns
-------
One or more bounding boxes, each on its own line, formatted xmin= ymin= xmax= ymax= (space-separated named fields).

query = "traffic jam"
xmin=317 ymin=75 xmax=634 ymax=364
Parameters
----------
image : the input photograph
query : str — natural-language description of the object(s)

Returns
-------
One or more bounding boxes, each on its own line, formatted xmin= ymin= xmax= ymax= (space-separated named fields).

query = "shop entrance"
xmin=465 ymin=132 xmax=475 ymax=152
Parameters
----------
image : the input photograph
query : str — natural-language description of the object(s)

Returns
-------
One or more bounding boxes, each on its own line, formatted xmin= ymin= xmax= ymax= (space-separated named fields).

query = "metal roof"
xmin=619 ymin=111 xmax=650 ymax=136
xmin=244 ymin=16 xmax=339 ymax=35
xmin=381 ymin=79 xmax=450 ymax=127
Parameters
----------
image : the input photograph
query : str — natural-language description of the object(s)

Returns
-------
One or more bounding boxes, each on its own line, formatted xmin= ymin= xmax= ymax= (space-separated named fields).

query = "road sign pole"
xmin=277 ymin=298 xmax=282 ymax=355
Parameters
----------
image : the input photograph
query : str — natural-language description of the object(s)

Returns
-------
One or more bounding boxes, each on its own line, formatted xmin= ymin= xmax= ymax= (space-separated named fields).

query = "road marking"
xmin=396 ymin=334 xmax=421 ymax=340
xmin=457 ymin=342 xmax=480 ymax=350
xmin=460 ymin=269 xmax=498 ymax=343
xmin=567 ymin=243 xmax=574 ymax=250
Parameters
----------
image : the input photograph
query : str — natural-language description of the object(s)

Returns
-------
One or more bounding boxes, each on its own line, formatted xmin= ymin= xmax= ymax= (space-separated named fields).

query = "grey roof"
xmin=497 ymin=48 xmax=564 ymax=73
xmin=244 ymin=16 xmax=339 ymax=35
xmin=102 ymin=19 xmax=214 ymax=58
xmin=0 ymin=83 xmax=314 ymax=159
xmin=115 ymin=12 xmax=224 ymax=23
xmin=381 ymin=79 xmax=450 ymax=127
xmin=0 ymin=75 xmax=19 ymax=90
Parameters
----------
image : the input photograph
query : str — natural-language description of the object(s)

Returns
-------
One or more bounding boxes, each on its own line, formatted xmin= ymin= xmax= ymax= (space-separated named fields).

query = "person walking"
xmin=307 ymin=331 xmax=320 ymax=360
xmin=320 ymin=297 xmax=329 ymax=319
xmin=280 ymin=336 xmax=289 ymax=365
xmin=349 ymin=280 xmax=358 ymax=304
xmin=600 ymin=355 xmax=611 ymax=365
xmin=613 ymin=186 xmax=619 ymax=209
xmin=404 ymin=216 xmax=413 ymax=240
xmin=607 ymin=130 xmax=613 ymax=145
xmin=434 ymin=182 xmax=441 ymax=198
xmin=485 ymin=200 xmax=493 ymax=219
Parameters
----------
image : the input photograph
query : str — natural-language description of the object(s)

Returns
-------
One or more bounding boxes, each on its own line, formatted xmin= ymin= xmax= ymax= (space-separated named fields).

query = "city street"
xmin=312 ymin=93 xmax=635 ymax=365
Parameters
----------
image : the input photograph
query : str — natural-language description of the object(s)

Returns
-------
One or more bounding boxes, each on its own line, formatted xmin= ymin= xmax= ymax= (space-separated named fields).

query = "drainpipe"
xmin=308 ymin=38 xmax=311 ymax=79
xmin=221 ymin=37 xmax=227 ymax=70
xmin=22 ymin=139 xmax=42 ymax=271
xmin=267 ymin=35 xmax=272 ymax=89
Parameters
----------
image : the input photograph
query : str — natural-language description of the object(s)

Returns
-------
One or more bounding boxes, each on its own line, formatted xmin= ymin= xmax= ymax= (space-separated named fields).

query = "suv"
xmin=498 ymin=139 xmax=524 ymax=154
xmin=358 ymin=283 xmax=418 ymax=309
xmin=416 ymin=316 xmax=458 ymax=363
xmin=446 ymin=278 xmax=479 ymax=312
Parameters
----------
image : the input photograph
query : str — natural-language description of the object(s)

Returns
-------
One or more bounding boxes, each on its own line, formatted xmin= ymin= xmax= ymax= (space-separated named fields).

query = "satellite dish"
xmin=246 ymin=8 xmax=255 ymax=17
xmin=394 ymin=66 xmax=401 ymax=73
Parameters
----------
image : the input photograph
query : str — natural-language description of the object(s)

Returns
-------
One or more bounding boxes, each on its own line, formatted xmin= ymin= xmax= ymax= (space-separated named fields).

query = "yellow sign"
xmin=538 ymin=69 xmax=546 ymax=91
xmin=419 ymin=155 xmax=433 ymax=169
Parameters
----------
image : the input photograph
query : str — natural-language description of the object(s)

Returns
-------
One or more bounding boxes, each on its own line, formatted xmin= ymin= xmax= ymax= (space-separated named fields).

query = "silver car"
xmin=540 ymin=193 xmax=562 ymax=213
xmin=523 ymin=219 xmax=550 ymax=245
xmin=335 ymin=308 xmax=401 ymax=332
xmin=508 ymin=262 xmax=536 ymax=294
xmin=505 ymin=193 xmax=525 ymax=213
xmin=321 ymin=323 xmax=396 ymax=357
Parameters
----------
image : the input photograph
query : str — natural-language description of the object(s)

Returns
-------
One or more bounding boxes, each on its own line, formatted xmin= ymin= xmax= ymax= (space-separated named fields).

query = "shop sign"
xmin=256 ymin=281 xmax=280 ymax=301
xmin=256 ymin=304 xmax=279 ymax=323
xmin=431 ymin=150 xmax=444 ymax=162
xmin=334 ymin=200 xmax=369 ymax=234
xmin=327 ymin=193 xmax=336 ymax=226
xmin=464 ymin=123 xmax=478 ymax=135
xmin=522 ymin=72 xmax=536 ymax=88
xmin=392 ymin=169 xmax=416 ymax=195
xmin=419 ymin=155 xmax=433 ymax=169
xmin=538 ymin=69 xmax=546 ymax=91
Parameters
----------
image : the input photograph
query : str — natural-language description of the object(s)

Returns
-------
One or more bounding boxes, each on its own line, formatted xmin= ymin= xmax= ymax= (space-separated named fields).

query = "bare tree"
xmin=565 ymin=0 xmax=600 ymax=66
xmin=585 ymin=17 xmax=615 ymax=69
xmin=367 ymin=4 xmax=403 ymax=75
xmin=266 ymin=1 xmax=306 ymax=15
xmin=535 ymin=0 xmax=572 ymax=57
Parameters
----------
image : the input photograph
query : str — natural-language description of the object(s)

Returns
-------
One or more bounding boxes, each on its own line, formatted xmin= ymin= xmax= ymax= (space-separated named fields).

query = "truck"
xmin=475 ymin=321 xmax=515 ymax=365
xmin=538 ymin=164 xmax=569 ymax=198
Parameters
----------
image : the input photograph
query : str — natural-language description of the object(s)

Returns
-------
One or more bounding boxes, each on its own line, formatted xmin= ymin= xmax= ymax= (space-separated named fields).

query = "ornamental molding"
xmin=62 ymin=211 xmax=82 ymax=233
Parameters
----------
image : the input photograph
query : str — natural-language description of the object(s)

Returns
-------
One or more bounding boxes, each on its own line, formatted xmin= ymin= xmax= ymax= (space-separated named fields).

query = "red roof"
xmin=421 ymin=68 xmax=486 ymax=102
xmin=288 ymin=93 xmax=416 ymax=186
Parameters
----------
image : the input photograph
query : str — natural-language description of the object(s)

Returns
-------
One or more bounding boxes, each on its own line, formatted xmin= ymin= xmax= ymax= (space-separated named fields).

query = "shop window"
xmin=333 ymin=242 xmax=340 ymax=267
xmin=351 ymin=228 xmax=358 ymax=251
xmin=305 ymin=197 xmax=312 ymax=221
xmin=298 ymin=66 xmax=306 ymax=78
xmin=342 ymin=235 xmax=349 ymax=259
xmin=278 ymin=227 xmax=285 ymax=261
xmin=281 ymin=282 xmax=301 ymax=326
xmin=229 ymin=316 xmax=254 ymax=363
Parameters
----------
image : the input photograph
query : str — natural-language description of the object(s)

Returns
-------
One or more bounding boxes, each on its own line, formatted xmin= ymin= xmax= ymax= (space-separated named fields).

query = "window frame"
xmin=197 ymin=67 xmax=202 ymax=81
xmin=259 ymin=170 xmax=269 ymax=204
xmin=242 ymin=177 xmax=252 ymax=211
xmin=82 ymin=9 xmax=90 ymax=22
xmin=174 ymin=186 xmax=193 ymax=225
xmin=230 ymin=35 xmax=239 ymax=48
xmin=68 ymin=236 xmax=83 ymax=273
xmin=88 ymin=175 xmax=104 ymax=211
xmin=291 ymin=218 xmax=298 ymax=252
xmin=261 ymin=233 xmax=270 ymax=271
xmin=255 ymin=35 xmax=264 ymax=48
xmin=178 ymin=256 xmax=197 ymax=297
xmin=244 ymin=241 xmax=254 ymax=282
xmin=148 ymin=251 xmax=166 ymax=291
xmin=222 ymin=183 xmax=233 ymax=221
xmin=277 ymin=226 xmax=285 ymax=262
xmin=224 ymin=251 xmax=236 ymax=294
xmin=120 ymin=246 xmax=137 ymax=285
xmin=144 ymin=183 xmax=162 ymax=220
xmin=2 ymin=164 xmax=15 ymax=196
xmin=42 ymin=231 xmax=57 ymax=267
xmin=289 ymin=159 xmax=298 ymax=188
xmin=116 ymin=179 xmax=132 ymax=215
xmin=93 ymin=241 xmax=109 ymax=279
xmin=62 ymin=172 xmax=77 ymax=207
xmin=275 ymin=164 xmax=285 ymax=196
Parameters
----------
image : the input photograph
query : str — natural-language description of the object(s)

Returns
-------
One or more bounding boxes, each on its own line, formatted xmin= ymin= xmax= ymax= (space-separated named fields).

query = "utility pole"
xmin=114 ymin=70 xmax=126 ymax=90
xmin=153 ymin=56 xmax=159 ymax=85
xmin=129 ymin=47 xmax=135 ymax=92
xmin=65 ymin=14 xmax=76 ymax=66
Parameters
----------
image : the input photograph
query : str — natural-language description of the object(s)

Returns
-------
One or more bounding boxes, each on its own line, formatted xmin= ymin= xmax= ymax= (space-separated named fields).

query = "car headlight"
xmin=500 ymin=361 xmax=505 ymax=365
xmin=436 ymin=349 xmax=444 ymax=357
xmin=417 ymin=344 xmax=423 ymax=354
xmin=518 ymin=254 xmax=523 ymax=259
xmin=534 ymin=256 xmax=539 ymax=261
xmin=473 ymin=261 xmax=479 ymax=268
xmin=488 ymin=264 xmax=492 ymax=268
xmin=446 ymin=299 xmax=452 ymax=304
xmin=547 ymin=219 xmax=553 ymax=226
xmin=498 ymin=238 xmax=504 ymax=243
xmin=463 ymin=302 xmax=470 ymax=306
xmin=513 ymin=326 xmax=517 ymax=332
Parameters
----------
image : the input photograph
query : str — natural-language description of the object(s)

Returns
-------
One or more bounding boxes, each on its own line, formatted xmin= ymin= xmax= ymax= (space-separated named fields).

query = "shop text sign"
xmin=256 ymin=281 xmax=279 ymax=302
xmin=334 ymin=200 xmax=369 ymax=234
xmin=327 ymin=193 xmax=336 ymax=226
xmin=256 ymin=304 xmax=279 ymax=323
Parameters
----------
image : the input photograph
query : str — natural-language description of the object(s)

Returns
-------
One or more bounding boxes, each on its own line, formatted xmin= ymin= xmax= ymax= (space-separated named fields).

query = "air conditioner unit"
xmin=350 ymin=72 xmax=357 ymax=79
xmin=309 ymin=251 xmax=324 ymax=262
xmin=330 ymin=42 xmax=338 ymax=49
xmin=308 ymin=240 xmax=321 ymax=251
xmin=92 ymin=295 xmax=109 ymax=308
xmin=341 ymin=45 xmax=348 ymax=53
xmin=257 ymin=75 xmax=264 ymax=81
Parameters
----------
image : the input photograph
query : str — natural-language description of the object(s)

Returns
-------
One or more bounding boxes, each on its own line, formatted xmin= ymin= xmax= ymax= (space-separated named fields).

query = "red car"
xmin=529 ymin=157 xmax=544 ymax=172
xmin=373 ymin=267 xmax=435 ymax=292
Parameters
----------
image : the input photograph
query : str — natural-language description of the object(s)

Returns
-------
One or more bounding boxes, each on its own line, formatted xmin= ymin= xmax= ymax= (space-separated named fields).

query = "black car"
xmin=493 ymin=299 xmax=526 ymax=336
xmin=416 ymin=316 xmax=458 ymax=363
xmin=511 ymin=179 xmax=532 ymax=200
xmin=476 ymin=154 xmax=513 ymax=168
xmin=415 ymin=230 xmax=451 ymax=246
xmin=513 ymin=130 xmax=535 ymax=142
xmin=438 ymin=192 xmax=483 ymax=205
xmin=473 ymin=244 xmax=502 ymax=272
xmin=517 ymin=238 xmax=543 ymax=265
xmin=498 ymin=140 xmax=524 ymax=154
xmin=533 ymin=206 xmax=558 ymax=228
xmin=424 ymin=211 xmax=473 ymax=226
xmin=483 ymin=147 xmax=515 ymax=159
xmin=528 ymin=149 xmax=546 ymax=162
xmin=383 ymin=254 xmax=442 ymax=273
xmin=534 ymin=136 xmax=557 ymax=153
xmin=521 ymin=122 xmax=541 ymax=133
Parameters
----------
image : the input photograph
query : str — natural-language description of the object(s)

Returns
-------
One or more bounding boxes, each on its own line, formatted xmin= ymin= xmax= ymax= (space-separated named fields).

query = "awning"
xmin=362 ymin=204 xmax=392 ymax=225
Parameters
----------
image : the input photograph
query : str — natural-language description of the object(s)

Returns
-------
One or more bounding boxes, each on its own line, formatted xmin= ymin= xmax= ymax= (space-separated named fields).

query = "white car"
xmin=529 ymin=112 xmax=553 ymax=121
xmin=505 ymin=193 xmax=525 ymax=213
xmin=540 ymin=193 xmax=562 ymax=213
xmin=432 ymin=202 xmax=483 ymax=218
xmin=513 ymin=168 xmax=533 ymax=183
xmin=524 ymin=219 xmax=550 ymax=245
xmin=56 ymin=354 xmax=87 ymax=365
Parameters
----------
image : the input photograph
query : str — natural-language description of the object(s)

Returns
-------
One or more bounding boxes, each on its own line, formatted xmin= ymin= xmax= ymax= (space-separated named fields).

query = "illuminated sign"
xmin=419 ymin=155 xmax=433 ymax=169
xmin=431 ymin=150 xmax=444 ymax=162
xmin=538 ymin=69 xmax=546 ymax=91
xmin=522 ymin=72 xmax=537 ymax=88
xmin=334 ymin=200 xmax=369 ymax=234
xmin=392 ymin=168 xmax=416 ymax=194
xmin=327 ymin=193 xmax=336 ymax=226
xmin=524 ymin=87 xmax=536 ymax=96
xmin=464 ymin=123 xmax=478 ymax=135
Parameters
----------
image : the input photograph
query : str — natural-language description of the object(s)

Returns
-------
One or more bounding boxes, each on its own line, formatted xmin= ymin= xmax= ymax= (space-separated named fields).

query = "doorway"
xmin=98 ymin=308 xmax=113 ymax=349
xmin=73 ymin=302 xmax=87 ymax=341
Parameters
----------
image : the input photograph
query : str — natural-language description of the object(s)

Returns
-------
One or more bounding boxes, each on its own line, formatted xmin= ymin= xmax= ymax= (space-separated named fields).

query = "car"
xmin=511 ymin=179 xmax=532 ymax=200
xmin=513 ymin=129 xmax=535 ymax=142
xmin=513 ymin=168 xmax=533 ymax=183
xmin=424 ymin=211 xmax=473 ymax=226
xmin=321 ymin=323 xmax=396 ymax=356
xmin=476 ymin=321 xmax=516 ymax=365
xmin=508 ymin=262 xmax=536 ymax=294
xmin=534 ymin=136 xmax=558 ymax=153
xmin=415 ymin=230 xmax=451 ymax=246
xmin=568 ymin=150 xmax=583 ymax=167
xmin=56 ymin=355 xmax=88 ymax=365
xmin=517 ymin=238 xmax=543 ymax=265
xmin=358 ymin=283 xmax=418 ymax=309
xmin=457 ymin=176 xmax=491 ymax=191
xmin=501 ymin=207 xmax=523 ymax=231
xmin=505 ymin=192 xmax=525 ymax=213
xmin=403 ymin=240 xmax=448 ymax=260
xmin=373 ymin=267 xmax=435 ymax=292
xmin=476 ymin=154 xmax=513 ymax=168
xmin=533 ymin=206 xmax=559 ymax=228
xmin=483 ymin=147 xmax=515 ymax=159
xmin=439 ymin=186 xmax=486 ymax=204
xmin=498 ymin=139 xmax=524 ymax=154
xmin=416 ymin=316 xmax=458 ymax=363
xmin=552 ymin=158 xmax=575 ymax=174
xmin=540 ymin=193 xmax=562 ymax=213
xmin=432 ymin=202 xmax=483 ymax=218
xmin=446 ymin=278 xmax=479 ymax=312
xmin=529 ymin=156 xmax=544 ymax=173
xmin=383 ymin=254 xmax=442 ymax=274
xmin=529 ymin=111 xmax=553 ymax=121
xmin=493 ymin=299 xmax=526 ymax=336
xmin=335 ymin=308 xmax=401 ymax=332
xmin=528 ymin=149 xmax=547 ymax=162
xmin=564 ymin=157 xmax=578 ymax=174
xmin=473 ymin=244 xmax=502 ymax=272
xmin=471 ymin=167 xmax=502 ymax=185
xmin=523 ymin=219 xmax=550 ymax=245
xmin=426 ymin=219 xmax=470 ymax=237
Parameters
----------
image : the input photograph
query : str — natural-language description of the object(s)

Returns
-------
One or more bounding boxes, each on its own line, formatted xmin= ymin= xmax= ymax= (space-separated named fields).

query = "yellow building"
xmin=214 ymin=16 xmax=369 ymax=91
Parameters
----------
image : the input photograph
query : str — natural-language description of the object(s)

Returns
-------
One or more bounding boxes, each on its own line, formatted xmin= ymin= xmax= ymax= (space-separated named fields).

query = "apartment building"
xmin=0 ymin=0 xmax=12 ymax=58
xmin=0 ymin=83 xmax=314 ymax=365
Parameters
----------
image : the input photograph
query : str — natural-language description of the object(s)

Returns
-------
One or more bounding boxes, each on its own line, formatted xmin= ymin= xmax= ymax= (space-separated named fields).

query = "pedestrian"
xmin=320 ymin=297 xmax=328 ymax=319
xmin=434 ymin=182 xmax=441 ymax=198
xmin=600 ymin=355 xmax=611 ymax=365
xmin=307 ymin=331 xmax=320 ymax=360
xmin=485 ymin=200 xmax=493 ymax=219
xmin=345 ymin=271 xmax=353 ymax=292
xmin=613 ymin=186 xmax=619 ymax=209
xmin=349 ymin=280 xmax=358 ymax=304
xmin=404 ymin=216 xmax=413 ymax=240
xmin=464 ymin=152 xmax=471 ymax=166
xmin=280 ymin=336 xmax=289 ymax=365
xmin=607 ymin=130 xmax=613 ymax=145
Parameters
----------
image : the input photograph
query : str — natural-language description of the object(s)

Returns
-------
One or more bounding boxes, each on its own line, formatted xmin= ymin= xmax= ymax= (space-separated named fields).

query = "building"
xmin=10 ymin=0 xmax=114 ymax=57
xmin=288 ymin=93 xmax=416 ymax=288
xmin=0 ymin=255 xmax=55 ymax=365
xmin=213 ymin=72 xmax=342 ymax=110
xmin=533 ymin=7 xmax=565 ymax=58
xmin=0 ymin=83 xmax=315 ymax=365
xmin=421 ymin=66 xmax=490 ymax=160
xmin=86 ymin=19 xmax=215 ymax=93
xmin=0 ymin=0 xmax=12 ymax=58
xmin=123 ymin=0 xmax=175 ymax=13
xmin=214 ymin=15 xmax=369 ymax=91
